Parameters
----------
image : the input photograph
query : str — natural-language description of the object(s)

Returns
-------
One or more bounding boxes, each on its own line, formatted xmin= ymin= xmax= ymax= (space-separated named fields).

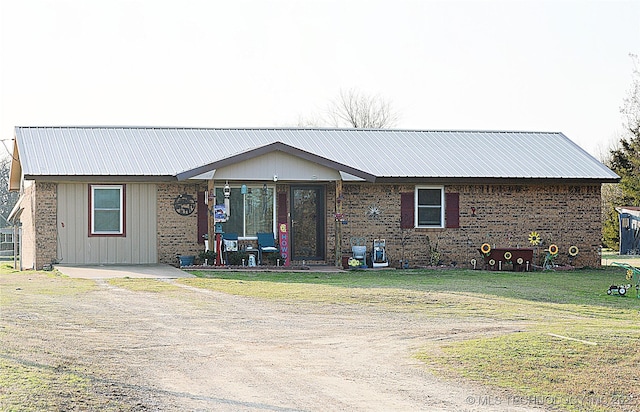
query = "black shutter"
xmin=197 ymin=191 xmax=208 ymax=244
xmin=277 ymin=192 xmax=288 ymax=225
xmin=400 ymin=192 xmax=414 ymax=229
xmin=445 ymin=192 xmax=459 ymax=228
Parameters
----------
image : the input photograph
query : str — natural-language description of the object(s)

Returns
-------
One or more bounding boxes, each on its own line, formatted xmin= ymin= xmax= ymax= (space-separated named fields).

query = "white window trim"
xmin=219 ymin=185 xmax=276 ymax=239
xmin=415 ymin=186 xmax=445 ymax=228
xmin=90 ymin=185 xmax=124 ymax=235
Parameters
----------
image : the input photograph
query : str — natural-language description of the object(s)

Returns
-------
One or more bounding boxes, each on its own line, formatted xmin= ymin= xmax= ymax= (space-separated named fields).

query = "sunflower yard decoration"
xmin=567 ymin=245 xmax=579 ymax=265
xmin=542 ymin=244 xmax=559 ymax=270
xmin=528 ymin=231 xmax=541 ymax=246
xmin=480 ymin=243 xmax=491 ymax=255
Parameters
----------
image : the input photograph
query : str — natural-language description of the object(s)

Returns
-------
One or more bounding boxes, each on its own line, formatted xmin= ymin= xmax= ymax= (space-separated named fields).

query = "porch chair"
xmin=222 ymin=233 xmax=239 ymax=265
xmin=257 ymin=232 xmax=279 ymax=265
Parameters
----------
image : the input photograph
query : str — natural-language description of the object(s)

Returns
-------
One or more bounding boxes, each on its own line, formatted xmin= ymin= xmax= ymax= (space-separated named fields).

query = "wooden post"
xmin=207 ymin=179 xmax=215 ymax=254
xmin=335 ymin=179 xmax=343 ymax=268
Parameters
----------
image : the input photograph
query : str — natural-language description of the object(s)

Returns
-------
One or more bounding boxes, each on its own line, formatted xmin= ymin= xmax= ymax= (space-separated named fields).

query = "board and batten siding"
xmin=57 ymin=183 xmax=158 ymax=264
xmin=212 ymin=151 xmax=342 ymax=181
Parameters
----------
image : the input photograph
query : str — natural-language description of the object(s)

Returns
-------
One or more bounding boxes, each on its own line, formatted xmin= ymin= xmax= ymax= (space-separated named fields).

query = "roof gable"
xmin=176 ymin=141 xmax=376 ymax=182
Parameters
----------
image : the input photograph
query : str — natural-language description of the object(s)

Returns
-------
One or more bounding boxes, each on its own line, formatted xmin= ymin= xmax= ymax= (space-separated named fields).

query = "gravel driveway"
xmin=2 ymin=273 xmax=549 ymax=411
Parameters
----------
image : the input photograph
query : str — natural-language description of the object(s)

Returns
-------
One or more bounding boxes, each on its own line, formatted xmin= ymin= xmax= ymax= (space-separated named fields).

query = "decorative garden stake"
xmin=568 ymin=245 xmax=579 ymax=265
xmin=543 ymin=244 xmax=559 ymax=270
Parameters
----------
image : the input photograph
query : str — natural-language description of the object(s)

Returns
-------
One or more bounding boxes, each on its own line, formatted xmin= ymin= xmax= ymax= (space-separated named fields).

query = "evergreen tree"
xmin=604 ymin=54 xmax=640 ymax=250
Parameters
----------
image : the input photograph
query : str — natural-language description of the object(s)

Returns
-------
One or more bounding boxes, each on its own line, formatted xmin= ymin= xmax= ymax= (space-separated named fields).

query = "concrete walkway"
xmin=55 ymin=264 xmax=195 ymax=279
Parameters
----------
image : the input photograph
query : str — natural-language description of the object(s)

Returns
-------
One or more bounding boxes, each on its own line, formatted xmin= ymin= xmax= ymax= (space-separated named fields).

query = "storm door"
xmin=290 ymin=186 xmax=325 ymax=261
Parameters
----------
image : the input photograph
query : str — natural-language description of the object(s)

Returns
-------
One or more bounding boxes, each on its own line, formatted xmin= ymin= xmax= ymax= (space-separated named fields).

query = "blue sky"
xmin=1 ymin=0 xmax=639 ymax=158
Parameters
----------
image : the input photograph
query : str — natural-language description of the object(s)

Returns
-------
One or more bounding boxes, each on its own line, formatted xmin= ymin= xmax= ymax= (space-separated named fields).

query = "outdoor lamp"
xmin=224 ymin=182 xmax=231 ymax=218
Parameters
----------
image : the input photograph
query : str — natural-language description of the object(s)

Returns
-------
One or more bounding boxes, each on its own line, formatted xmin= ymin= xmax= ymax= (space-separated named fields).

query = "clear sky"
xmin=1 ymin=0 xmax=639 ymax=158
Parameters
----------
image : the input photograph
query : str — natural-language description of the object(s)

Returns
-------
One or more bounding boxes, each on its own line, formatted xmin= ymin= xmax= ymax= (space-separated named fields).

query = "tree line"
xmin=602 ymin=54 xmax=640 ymax=251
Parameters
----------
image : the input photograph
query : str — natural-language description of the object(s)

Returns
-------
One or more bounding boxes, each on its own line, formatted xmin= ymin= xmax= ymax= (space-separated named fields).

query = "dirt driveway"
xmin=2 ymin=272 xmax=549 ymax=411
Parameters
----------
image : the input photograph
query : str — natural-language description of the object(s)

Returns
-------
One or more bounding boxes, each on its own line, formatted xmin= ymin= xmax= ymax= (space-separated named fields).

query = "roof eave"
xmin=22 ymin=175 xmax=180 ymax=183
xmin=372 ymin=176 xmax=621 ymax=184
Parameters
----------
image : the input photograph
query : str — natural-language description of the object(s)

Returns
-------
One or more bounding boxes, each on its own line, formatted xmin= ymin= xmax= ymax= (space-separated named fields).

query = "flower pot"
xmin=179 ymin=255 xmax=195 ymax=267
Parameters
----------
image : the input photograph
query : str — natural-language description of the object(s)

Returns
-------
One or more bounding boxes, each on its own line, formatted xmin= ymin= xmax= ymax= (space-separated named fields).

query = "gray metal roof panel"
xmin=14 ymin=127 xmax=619 ymax=181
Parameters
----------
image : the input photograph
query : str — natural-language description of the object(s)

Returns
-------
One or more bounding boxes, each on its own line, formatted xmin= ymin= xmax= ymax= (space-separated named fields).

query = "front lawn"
xmin=185 ymin=266 xmax=639 ymax=412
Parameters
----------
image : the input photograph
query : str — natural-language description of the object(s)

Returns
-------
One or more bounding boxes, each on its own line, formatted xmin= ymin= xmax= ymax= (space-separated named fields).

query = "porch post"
xmin=207 ymin=179 xmax=215 ymax=253
xmin=335 ymin=179 xmax=343 ymax=268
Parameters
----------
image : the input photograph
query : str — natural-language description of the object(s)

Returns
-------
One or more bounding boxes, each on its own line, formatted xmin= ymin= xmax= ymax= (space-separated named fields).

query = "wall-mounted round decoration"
xmin=367 ymin=205 xmax=381 ymax=219
xmin=174 ymin=193 xmax=196 ymax=216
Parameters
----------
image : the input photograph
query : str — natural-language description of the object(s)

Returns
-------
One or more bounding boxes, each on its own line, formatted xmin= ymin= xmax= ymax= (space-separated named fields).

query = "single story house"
xmin=8 ymin=127 xmax=619 ymax=270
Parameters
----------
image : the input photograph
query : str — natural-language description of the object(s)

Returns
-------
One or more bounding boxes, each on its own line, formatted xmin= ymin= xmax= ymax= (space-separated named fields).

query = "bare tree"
xmin=297 ymin=89 xmax=398 ymax=129
xmin=0 ymin=156 xmax=19 ymax=225
xmin=327 ymin=88 xmax=398 ymax=129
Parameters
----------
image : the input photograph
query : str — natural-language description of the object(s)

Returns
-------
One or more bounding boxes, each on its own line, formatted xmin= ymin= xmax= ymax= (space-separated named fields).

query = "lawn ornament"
xmin=611 ymin=262 xmax=640 ymax=298
xmin=607 ymin=284 xmax=630 ymax=296
xmin=528 ymin=231 xmax=541 ymax=246
xmin=372 ymin=239 xmax=389 ymax=268
xmin=543 ymin=245 xmax=559 ymax=270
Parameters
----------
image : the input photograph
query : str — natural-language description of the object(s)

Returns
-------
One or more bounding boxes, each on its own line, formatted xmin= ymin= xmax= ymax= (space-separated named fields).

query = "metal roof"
xmin=12 ymin=127 xmax=619 ymax=182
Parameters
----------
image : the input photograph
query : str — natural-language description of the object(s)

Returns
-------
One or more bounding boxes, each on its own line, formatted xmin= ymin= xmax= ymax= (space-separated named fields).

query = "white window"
xmin=216 ymin=185 xmax=275 ymax=238
xmin=415 ymin=186 xmax=444 ymax=228
xmin=90 ymin=185 xmax=124 ymax=235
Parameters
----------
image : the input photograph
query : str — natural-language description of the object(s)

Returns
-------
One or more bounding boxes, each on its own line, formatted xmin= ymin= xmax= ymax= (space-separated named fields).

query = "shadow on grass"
xmin=187 ymin=266 xmax=639 ymax=311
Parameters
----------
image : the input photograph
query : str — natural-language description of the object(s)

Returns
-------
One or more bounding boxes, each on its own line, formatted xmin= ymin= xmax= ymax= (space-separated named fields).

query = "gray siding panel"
xmin=57 ymin=183 xmax=157 ymax=264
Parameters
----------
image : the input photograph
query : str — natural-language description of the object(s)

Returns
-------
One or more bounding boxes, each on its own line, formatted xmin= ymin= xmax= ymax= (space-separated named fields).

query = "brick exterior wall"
xmin=19 ymin=180 xmax=603 ymax=270
xmin=35 ymin=182 xmax=59 ymax=269
xmin=335 ymin=183 xmax=602 ymax=268
xmin=20 ymin=182 xmax=59 ymax=270
xmin=156 ymin=183 xmax=206 ymax=265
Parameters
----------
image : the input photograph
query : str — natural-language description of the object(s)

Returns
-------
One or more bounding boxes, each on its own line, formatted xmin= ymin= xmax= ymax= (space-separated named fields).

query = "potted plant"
xmin=198 ymin=250 xmax=216 ymax=266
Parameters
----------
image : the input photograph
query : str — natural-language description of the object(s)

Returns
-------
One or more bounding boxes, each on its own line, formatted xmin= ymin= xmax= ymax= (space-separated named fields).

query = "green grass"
xmin=107 ymin=278 xmax=185 ymax=293
xmin=0 ymin=264 xmax=97 ymax=306
xmin=186 ymin=266 xmax=639 ymax=309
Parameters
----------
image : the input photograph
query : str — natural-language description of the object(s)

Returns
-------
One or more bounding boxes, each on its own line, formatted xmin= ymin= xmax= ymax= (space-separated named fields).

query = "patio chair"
xmin=257 ymin=232 xmax=279 ymax=265
xmin=222 ymin=233 xmax=238 ymax=265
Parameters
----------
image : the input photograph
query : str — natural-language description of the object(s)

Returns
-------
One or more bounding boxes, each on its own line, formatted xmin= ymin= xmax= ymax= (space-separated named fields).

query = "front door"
xmin=291 ymin=186 xmax=325 ymax=261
